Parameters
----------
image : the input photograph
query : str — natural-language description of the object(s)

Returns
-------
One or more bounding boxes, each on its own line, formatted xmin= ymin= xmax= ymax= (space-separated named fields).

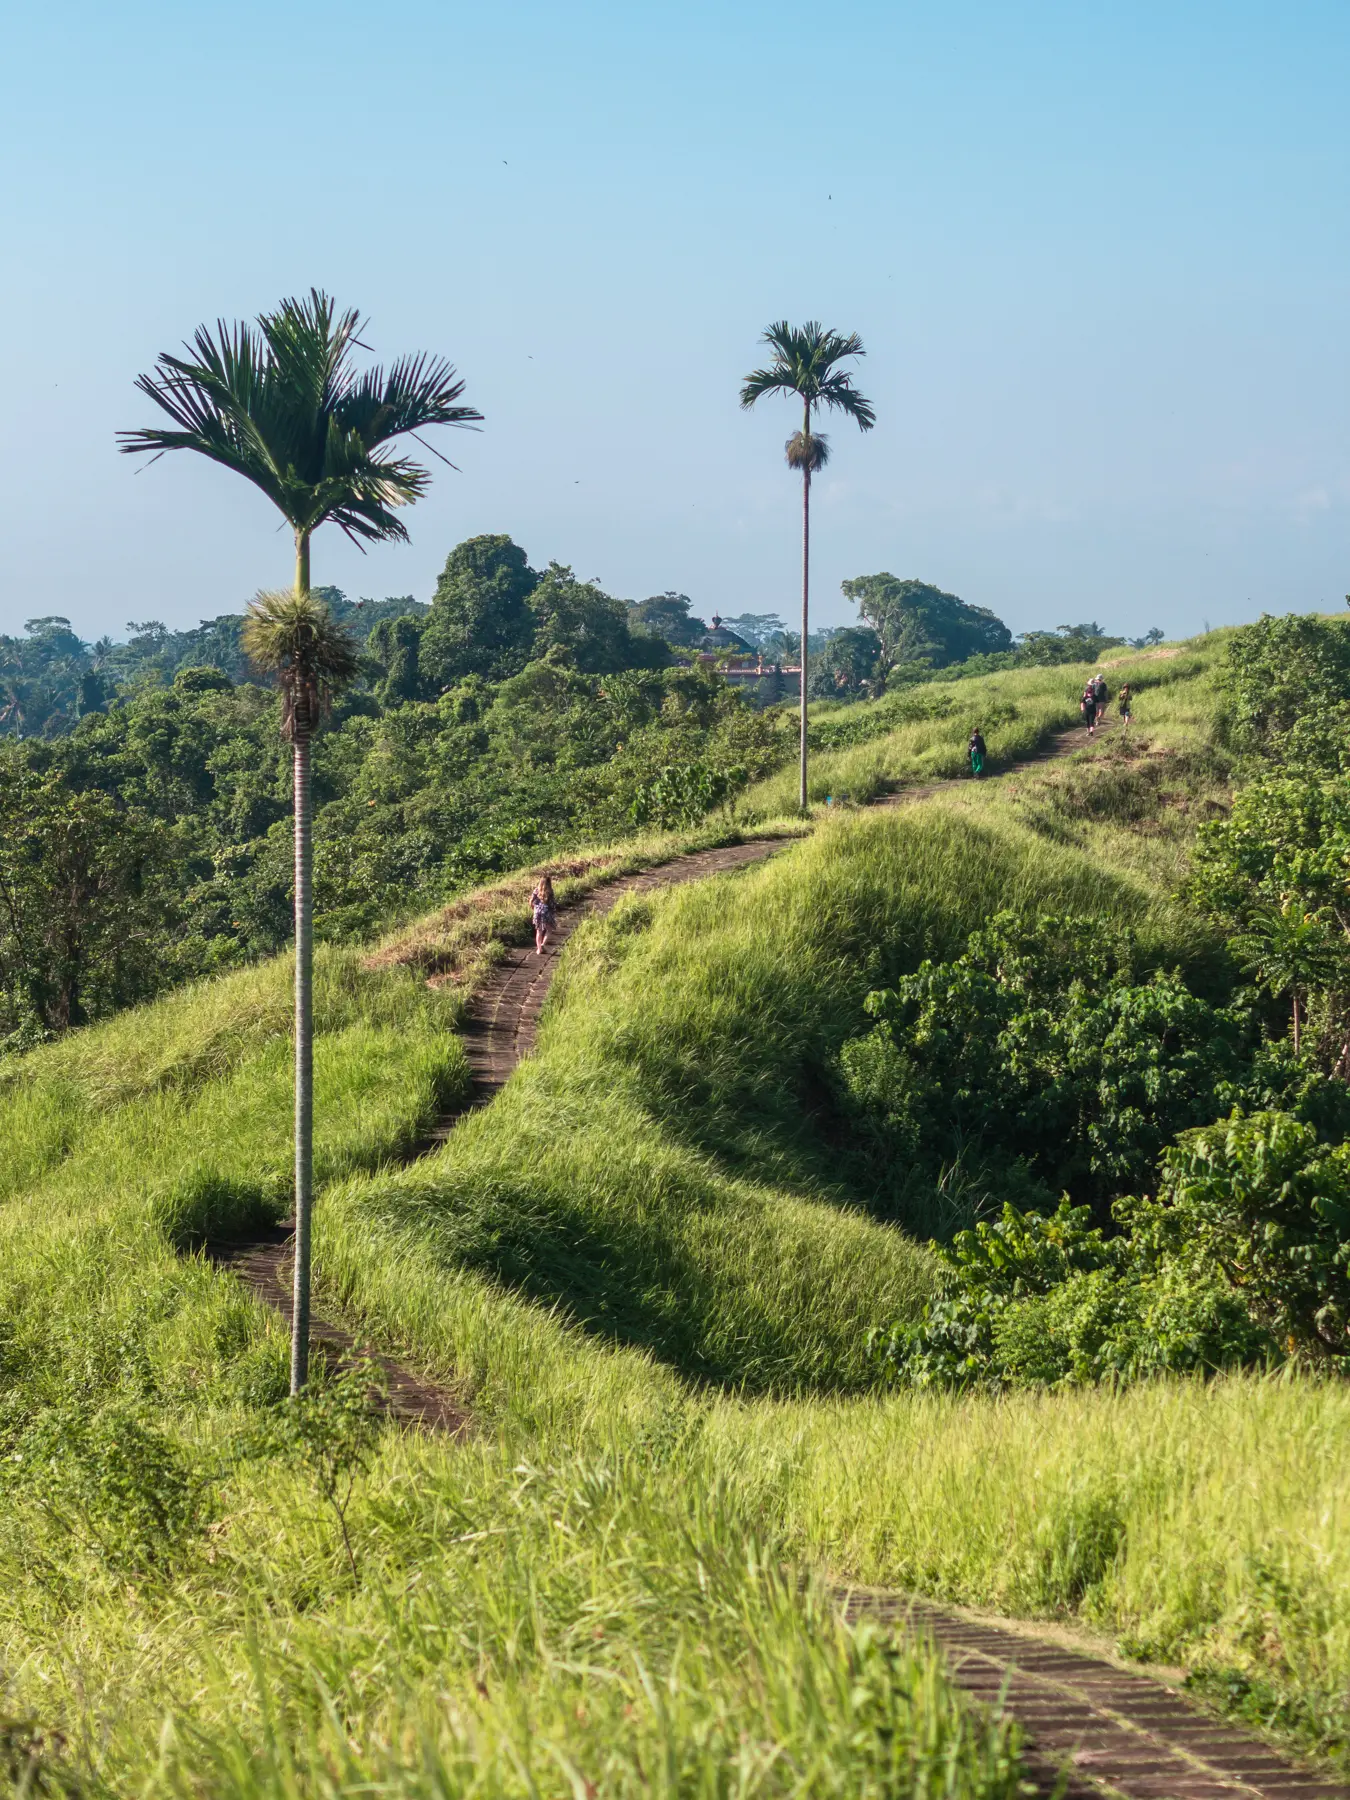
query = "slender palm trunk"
xmin=291 ymin=529 xmax=314 ymax=1395
xmin=799 ymin=399 xmax=811 ymax=814
xmin=1292 ymin=990 xmax=1302 ymax=1058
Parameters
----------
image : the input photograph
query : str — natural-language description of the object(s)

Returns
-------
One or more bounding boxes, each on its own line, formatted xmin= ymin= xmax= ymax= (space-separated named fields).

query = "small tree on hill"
xmin=120 ymin=289 xmax=481 ymax=1391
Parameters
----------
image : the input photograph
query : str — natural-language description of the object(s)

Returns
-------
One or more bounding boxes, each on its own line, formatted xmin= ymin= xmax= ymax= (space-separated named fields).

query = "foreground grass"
xmin=705 ymin=1372 xmax=1350 ymax=1766
xmin=0 ymin=1401 xmax=1027 ymax=1798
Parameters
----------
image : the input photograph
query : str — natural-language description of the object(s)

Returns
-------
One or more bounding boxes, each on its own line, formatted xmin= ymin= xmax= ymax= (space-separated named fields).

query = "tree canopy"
xmin=628 ymin=593 xmax=707 ymax=648
xmin=420 ymin=535 xmax=540 ymax=687
xmin=841 ymin=575 xmax=1013 ymax=673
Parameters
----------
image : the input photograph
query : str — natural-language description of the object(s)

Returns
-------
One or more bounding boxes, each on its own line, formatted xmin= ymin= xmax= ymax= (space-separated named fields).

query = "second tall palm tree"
xmin=741 ymin=322 xmax=875 ymax=811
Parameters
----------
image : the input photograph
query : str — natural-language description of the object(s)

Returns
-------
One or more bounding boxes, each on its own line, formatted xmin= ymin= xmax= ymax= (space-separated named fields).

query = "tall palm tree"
xmin=120 ymin=290 xmax=481 ymax=1391
xmin=741 ymin=322 xmax=875 ymax=811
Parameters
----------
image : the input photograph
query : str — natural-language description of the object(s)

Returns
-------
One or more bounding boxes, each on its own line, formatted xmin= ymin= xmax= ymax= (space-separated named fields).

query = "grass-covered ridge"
xmin=10 ymin=634 xmax=1350 ymax=1793
xmin=744 ymin=643 xmax=1212 ymax=813
xmin=323 ymin=787 xmax=1221 ymax=1396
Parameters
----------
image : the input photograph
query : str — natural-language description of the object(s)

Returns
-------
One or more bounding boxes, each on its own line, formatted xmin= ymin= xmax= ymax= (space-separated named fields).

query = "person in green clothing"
xmin=968 ymin=726 xmax=987 ymax=778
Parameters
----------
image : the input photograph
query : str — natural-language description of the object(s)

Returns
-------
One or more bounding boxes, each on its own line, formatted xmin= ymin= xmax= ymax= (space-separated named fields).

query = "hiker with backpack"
xmin=1081 ymin=682 xmax=1098 ymax=737
xmin=1118 ymin=682 xmax=1132 ymax=728
xmin=1092 ymin=672 xmax=1110 ymax=722
xmin=968 ymin=726 xmax=987 ymax=778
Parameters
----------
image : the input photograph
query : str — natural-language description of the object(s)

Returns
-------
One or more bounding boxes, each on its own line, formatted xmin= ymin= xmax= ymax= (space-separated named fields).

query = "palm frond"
xmin=816 ymin=372 xmax=876 ymax=430
xmin=339 ymin=351 xmax=483 ymax=445
xmin=119 ymin=290 xmax=481 ymax=548
xmin=740 ymin=364 xmax=801 ymax=409
xmin=740 ymin=319 xmax=875 ymax=430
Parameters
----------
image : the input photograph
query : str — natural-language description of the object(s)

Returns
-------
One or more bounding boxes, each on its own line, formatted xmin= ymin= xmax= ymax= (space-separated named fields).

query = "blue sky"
xmin=2 ymin=0 xmax=1347 ymax=643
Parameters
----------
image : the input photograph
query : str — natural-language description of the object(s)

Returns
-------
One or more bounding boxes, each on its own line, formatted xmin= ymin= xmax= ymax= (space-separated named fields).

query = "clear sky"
xmin=3 ymin=0 xmax=1347 ymax=644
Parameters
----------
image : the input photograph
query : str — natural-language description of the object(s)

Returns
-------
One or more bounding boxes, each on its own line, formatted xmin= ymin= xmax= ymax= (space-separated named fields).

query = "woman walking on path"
xmin=968 ymin=726 xmax=987 ymax=778
xmin=1118 ymin=682 xmax=1132 ymax=729
xmin=1092 ymin=672 xmax=1109 ymax=721
xmin=1081 ymin=682 xmax=1097 ymax=737
xmin=531 ymin=874 xmax=558 ymax=956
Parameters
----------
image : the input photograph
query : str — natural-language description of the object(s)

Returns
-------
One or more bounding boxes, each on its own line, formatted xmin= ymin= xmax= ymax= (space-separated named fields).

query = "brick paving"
xmin=840 ymin=1593 xmax=1348 ymax=1800
xmin=205 ymin=1229 xmax=471 ymax=1434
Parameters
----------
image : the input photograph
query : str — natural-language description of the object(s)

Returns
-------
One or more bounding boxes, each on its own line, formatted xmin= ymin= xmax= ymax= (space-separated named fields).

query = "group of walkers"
xmin=1079 ymin=671 xmax=1134 ymax=736
xmin=1080 ymin=671 xmax=1106 ymax=736
xmin=968 ymin=672 xmax=1133 ymax=777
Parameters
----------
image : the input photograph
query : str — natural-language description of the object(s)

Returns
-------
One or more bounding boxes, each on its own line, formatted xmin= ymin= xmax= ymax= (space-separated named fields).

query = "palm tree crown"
xmin=740 ymin=319 xmax=876 ymax=443
xmin=118 ymin=288 xmax=482 ymax=551
xmin=241 ymin=591 xmax=360 ymax=743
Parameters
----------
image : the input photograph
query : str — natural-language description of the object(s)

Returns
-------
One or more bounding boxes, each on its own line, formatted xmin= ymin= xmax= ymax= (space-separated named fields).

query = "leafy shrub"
xmin=1222 ymin=612 xmax=1350 ymax=770
xmin=868 ymin=1197 xmax=1266 ymax=1390
xmin=844 ymin=913 xmax=1254 ymax=1215
xmin=841 ymin=911 xmax=1350 ymax=1228
xmin=870 ymin=1103 xmax=1350 ymax=1388
xmin=12 ymin=1403 xmax=208 ymax=1574
xmin=245 ymin=1359 xmax=385 ymax=1581
xmin=1138 ymin=1111 xmax=1350 ymax=1360
xmin=628 ymin=761 xmax=748 ymax=830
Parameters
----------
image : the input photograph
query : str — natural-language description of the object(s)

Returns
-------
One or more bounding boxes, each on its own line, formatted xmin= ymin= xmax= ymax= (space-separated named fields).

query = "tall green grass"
xmin=0 ymin=1410 xmax=1027 ymax=1798
xmin=701 ymin=1372 xmax=1350 ymax=1763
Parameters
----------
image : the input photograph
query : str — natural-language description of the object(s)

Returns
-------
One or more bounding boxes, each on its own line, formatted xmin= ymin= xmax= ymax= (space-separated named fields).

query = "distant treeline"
xmin=3 ymin=545 xmax=1160 ymax=740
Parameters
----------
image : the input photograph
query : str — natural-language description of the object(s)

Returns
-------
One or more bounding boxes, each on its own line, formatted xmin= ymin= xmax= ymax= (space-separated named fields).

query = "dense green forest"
xmin=854 ymin=610 xmax=1350 ymax=1392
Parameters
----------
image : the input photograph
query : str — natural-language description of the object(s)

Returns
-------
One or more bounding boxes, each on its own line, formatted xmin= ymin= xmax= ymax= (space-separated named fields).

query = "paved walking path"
xmin=208 ymin=706 xmax=1350 ymax=1798
xmin=845 ymin=1595 xmax=1348 ymax=1800
xmin=205 ymin=1229 xmax=471 ymax=1435
xmin=416 ymin=838 xmax=797 ymax=1144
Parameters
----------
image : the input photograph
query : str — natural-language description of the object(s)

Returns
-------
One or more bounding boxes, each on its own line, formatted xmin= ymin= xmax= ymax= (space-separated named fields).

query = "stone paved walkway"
xmin=843 ymin=1595 xmax=1348 ymax=1800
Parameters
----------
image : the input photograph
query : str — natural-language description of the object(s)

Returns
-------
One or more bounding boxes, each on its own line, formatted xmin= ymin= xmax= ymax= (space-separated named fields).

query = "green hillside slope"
xmin=4 ymin=635 xmax=1349 ymax=1795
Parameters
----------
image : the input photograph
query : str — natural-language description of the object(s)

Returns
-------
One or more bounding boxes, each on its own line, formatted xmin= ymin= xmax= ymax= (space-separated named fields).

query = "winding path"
xmin=211 ymin=708 xmax=1349 ymax=1798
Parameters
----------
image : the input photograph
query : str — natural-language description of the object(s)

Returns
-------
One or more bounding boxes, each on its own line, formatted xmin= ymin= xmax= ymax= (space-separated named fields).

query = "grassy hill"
xmin=4 ymin=635 xmax=1348 ymax=1794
